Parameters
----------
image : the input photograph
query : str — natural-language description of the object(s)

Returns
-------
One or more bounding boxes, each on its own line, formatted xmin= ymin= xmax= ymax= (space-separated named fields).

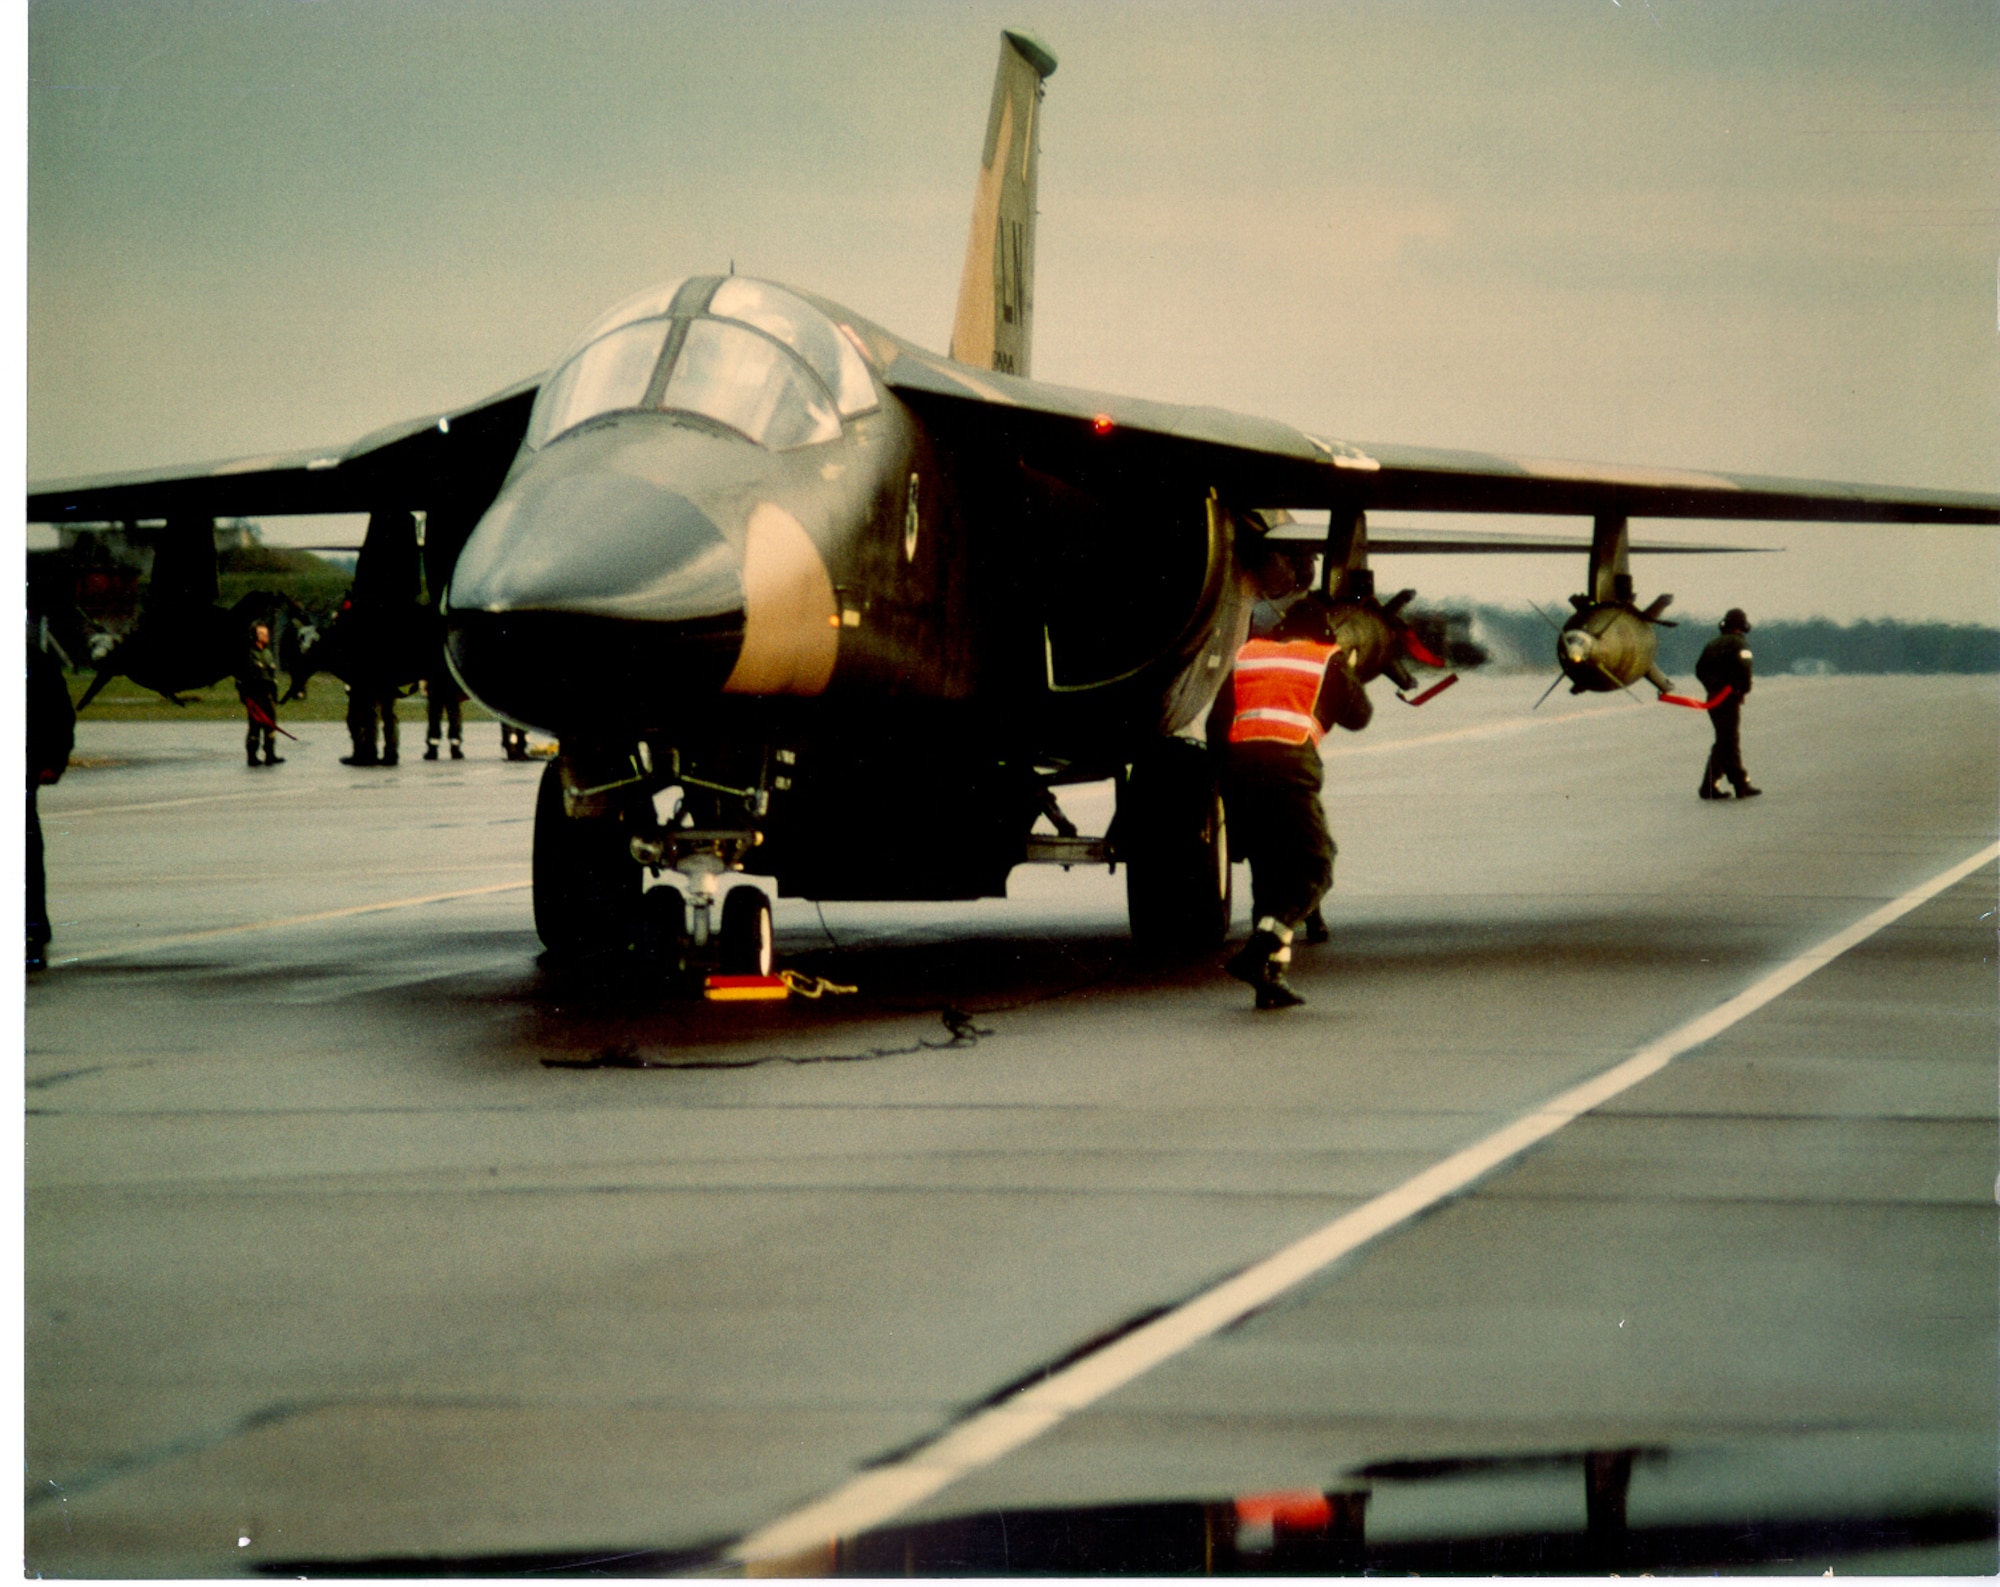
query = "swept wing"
xmin=882 ymin=352 xmax=1999 ymax=526
xmin=26 ymin=378 xmax=539 ymax=526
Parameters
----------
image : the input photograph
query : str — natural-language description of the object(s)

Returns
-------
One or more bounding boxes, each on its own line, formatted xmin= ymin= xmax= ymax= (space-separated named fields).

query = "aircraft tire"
xmin=1120 ymin=739 xmax=1231 ymax=952
xmin=532 ymin=759 xmax=641 ymax=958
xmin=641 ymin=884 xmax=690 ymax=975
xmin=719 ymin=886 xmax=775 ymax=978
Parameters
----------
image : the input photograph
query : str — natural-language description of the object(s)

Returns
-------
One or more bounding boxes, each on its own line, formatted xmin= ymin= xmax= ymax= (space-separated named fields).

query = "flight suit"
xmin=1213 ymin=625 xmax=1372 ymax=1008
xmin=1696 ymin=617 xmax=1757 ymax=799
xmin=235 ymin=636 xmax=283 ymax=766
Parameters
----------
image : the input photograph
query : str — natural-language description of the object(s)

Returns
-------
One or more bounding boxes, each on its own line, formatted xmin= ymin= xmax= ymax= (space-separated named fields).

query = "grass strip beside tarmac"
xmin=64 ymin=674 xmax=503 ymax=725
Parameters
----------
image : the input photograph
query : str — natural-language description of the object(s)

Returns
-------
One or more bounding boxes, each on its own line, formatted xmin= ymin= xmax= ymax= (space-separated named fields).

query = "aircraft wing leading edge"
xmin=884 ymin=354 xmax=2000 ymax=527
xmin=26 ymin=378 xmax=540 ymax=526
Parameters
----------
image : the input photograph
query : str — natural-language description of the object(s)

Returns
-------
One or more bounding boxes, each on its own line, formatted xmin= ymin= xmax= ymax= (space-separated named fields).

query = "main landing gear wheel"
xmin=532 ymin=759 xmax=641 ymax=959
xmin=1119 ymin=738 xmax=1232 ymax=952
xmin=719 ymin=886 xmax=775 ymax=977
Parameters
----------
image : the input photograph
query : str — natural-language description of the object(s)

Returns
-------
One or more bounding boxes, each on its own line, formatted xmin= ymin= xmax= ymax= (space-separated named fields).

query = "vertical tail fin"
xmin=949 ymin=29 xmax=1057 ymax=377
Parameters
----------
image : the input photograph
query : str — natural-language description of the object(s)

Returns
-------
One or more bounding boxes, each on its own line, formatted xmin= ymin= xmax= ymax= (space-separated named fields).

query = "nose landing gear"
xmin=534 ymin=740 xmax=787 ymax=990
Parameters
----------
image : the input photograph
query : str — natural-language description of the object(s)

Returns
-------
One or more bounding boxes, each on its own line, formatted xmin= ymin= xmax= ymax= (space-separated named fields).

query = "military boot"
xmin=1226 ymin=918 xmax=1306 ymax=1010
xmin=1252 ymin=958 xmax=1305 ymax=1010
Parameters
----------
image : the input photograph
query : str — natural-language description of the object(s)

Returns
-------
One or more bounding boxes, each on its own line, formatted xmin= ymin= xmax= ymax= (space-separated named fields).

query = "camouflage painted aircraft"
xmin=29 ymin=31 xmax=1999 ymax=975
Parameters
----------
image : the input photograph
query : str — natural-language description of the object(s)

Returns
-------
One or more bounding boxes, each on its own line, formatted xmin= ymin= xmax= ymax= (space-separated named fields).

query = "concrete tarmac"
xmin=23 ymin=676 xmax=1997 ymax=1575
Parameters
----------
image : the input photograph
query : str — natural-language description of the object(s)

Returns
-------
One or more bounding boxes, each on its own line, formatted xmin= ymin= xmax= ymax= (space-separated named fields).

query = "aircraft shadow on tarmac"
xmin=55 ymin=902 xmax=1768 ymax=1076
xmin=516 ymin=926 xmax=1179 ymax=1072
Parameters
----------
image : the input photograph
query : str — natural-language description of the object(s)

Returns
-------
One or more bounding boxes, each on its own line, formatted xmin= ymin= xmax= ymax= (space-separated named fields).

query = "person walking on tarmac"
xmin=1212 ymin=593 xmax=1373 ymax=1009
xmin=1696 ymin=608 xmax=1759 ymax=800
xmin=235 ymin=621 xmax=285 ymax=767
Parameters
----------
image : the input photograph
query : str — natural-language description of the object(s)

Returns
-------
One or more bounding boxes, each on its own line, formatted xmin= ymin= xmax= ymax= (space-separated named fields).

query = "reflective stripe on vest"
xmin=1229 ymin=638 xmax=1339 ymax=746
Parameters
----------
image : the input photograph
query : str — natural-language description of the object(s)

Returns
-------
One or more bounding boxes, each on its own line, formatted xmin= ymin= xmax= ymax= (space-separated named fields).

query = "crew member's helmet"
xmin=1274 ymin=591 xmax=1339 ymax=643
xmin=1721 ymin=608 xmax=1751 ymax=634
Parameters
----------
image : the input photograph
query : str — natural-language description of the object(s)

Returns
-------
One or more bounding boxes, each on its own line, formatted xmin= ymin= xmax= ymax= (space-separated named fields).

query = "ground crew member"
xmin=343 ymin=679 xmax=401 ymax=767
xmin=27 ymin=618 xmax=75 ymax=972
xmin=1244 ymin=544 xmax=1330 ymax=943
xmin=236 ymin=622 xmax=285 ymax=767
xmin=499 ymin=723 xmax=530 ymax=761
xmin=1696 ymin=608 xmax=1759 ymax=800
xmin=1213 ymin=593 xmax=1372 ymax=1009
xmin=423 ymin=641 xmax=465 ymax=760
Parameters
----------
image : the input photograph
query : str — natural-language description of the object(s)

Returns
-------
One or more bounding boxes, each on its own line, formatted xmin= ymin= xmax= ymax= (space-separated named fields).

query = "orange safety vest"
xmin=1228 ymin=637 xmax=1341 ymax=746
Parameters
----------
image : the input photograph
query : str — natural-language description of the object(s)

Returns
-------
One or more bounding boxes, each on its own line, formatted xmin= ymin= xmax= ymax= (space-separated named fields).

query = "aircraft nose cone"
xmin=448 ymin=466 xmax=743 ymax=623
xmin=445 ymin=447 xmax=748 ymax=734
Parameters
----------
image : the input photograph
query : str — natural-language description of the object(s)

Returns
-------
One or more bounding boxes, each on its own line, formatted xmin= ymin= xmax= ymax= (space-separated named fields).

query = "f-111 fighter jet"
xmin=30 ymin=30 xmax=1998 ymax=975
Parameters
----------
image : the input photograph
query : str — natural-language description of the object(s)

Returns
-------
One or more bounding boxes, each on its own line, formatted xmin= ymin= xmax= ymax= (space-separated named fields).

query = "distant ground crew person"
xmin=27 ymin=619 xmax=75 ymax=972
xmin=236 ymin=622 xmax=285 ymax=767
xmin=343 ymin=680 xmax=401 ymax=767
xmin=1212 ymin=593 xmax=1373 ymax=1009
xmin=1696 ymin=608 xmax=1759 ymax=800
xmin=423 ymin=642 xmax=465 ymax=761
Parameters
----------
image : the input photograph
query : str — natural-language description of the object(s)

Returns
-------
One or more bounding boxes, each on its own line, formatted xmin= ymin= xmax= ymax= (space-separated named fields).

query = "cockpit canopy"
xmin=526 ymin=277 xmax=878 ymax=452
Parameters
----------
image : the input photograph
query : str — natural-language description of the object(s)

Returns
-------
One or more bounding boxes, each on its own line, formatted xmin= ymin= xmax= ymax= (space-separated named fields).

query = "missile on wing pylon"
xmin=1553 ymin=515 xmax=1676 ymax=696
xmin=1315 ymin=506 xmax=1456 ymax=701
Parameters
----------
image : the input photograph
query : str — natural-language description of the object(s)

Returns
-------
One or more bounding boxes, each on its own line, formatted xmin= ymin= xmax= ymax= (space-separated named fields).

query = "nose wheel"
xmin=641 ymin=883 xmax=691 ymax=973
xmin=639 ymin=882 xmax=775 ymax=985
xmin=719 ymin=886 xmax=775 ymax=977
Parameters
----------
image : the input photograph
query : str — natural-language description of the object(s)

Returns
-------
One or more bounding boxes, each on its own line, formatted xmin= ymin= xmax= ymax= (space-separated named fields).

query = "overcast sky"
xmin=26 ymin=0 xmax=2000 ymax=622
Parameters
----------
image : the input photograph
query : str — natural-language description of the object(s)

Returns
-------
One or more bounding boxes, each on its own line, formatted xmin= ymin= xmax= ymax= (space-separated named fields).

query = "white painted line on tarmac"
xmin=51 ymin=764 xmax=538 ymax=819
xmin=50 ymin=879 xmax=533 ymax=965
xmin=1343 ymin=700 xmax=1650 ymax=756
xmin=48 ymin=786 xmax=322 ymax=818
xmin=729 ymin=838 xmax=2000 ymax=1566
